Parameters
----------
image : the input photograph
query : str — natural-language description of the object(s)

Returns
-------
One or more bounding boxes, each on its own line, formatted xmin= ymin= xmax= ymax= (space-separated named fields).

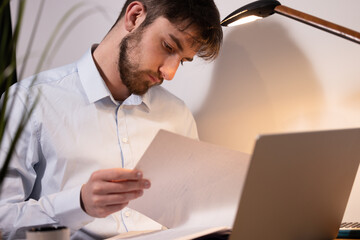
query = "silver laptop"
xmin=228 ymin=128 xmax=360 ymax=240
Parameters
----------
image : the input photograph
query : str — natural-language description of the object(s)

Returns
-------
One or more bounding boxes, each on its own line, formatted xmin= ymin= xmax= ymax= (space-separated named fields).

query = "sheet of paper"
xmin=128 ymin=130 xmax=250 ymax=232
xmin=109 ymin=225 xmax=231 ymax=240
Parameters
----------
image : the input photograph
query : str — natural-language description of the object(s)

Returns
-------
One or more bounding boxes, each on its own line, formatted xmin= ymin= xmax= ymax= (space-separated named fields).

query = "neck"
xmin=92 ymin=35 xmax=130 ymax=101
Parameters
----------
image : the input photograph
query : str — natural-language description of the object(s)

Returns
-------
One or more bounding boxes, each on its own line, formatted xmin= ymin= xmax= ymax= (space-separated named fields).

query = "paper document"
xmin=122 ymin=130 xmax=250 ymax=239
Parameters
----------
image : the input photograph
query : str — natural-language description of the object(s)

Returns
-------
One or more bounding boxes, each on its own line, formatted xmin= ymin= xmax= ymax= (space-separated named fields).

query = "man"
xmin=0 ymin=0 xmax=222 ymax=238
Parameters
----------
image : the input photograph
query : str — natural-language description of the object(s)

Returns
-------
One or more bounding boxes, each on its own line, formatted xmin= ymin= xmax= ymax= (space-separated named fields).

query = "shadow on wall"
xmin=194 ymin=21 xmax=325 ymax=153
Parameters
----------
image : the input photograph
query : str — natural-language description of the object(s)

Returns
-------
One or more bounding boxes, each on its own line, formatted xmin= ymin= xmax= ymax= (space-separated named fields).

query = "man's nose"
xmin=159 ymin=57 xmax=180 ymax=81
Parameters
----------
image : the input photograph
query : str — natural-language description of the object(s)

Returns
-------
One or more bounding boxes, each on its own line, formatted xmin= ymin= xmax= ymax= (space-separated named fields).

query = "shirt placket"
xmin=115 ymin=104 xmax=134 ymax=232
xmin=115 ymin=105 xmax=132 ymax=168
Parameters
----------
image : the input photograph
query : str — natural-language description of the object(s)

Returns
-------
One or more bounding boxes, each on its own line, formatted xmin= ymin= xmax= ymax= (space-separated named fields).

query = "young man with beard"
xmin=0 ymin=0 xmax=222 ymax=238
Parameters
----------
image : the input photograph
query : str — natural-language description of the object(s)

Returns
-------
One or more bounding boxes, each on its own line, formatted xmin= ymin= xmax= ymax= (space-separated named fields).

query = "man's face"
xmin=118 ymin=17 xmax=199 ymax=95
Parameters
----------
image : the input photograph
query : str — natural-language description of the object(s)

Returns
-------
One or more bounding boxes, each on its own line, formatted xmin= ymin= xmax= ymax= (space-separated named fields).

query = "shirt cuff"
xmin=52 ymin=185 xmax=94 ymax=229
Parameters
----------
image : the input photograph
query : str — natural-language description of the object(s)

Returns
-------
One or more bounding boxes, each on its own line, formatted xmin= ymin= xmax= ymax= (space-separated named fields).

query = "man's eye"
xmin=164 ymin=42 xmax=173 ymax=53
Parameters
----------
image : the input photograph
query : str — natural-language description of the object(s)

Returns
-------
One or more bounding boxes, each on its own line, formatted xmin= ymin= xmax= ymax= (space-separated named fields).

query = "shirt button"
xmin=124 ymin=211 xmax=131 ymax=217
xmin=122 ymin=137 xmax=128 ymax=143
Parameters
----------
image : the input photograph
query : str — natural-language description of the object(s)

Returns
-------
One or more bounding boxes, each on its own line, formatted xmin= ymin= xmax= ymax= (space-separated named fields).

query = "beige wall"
xmin=12 ymin=0 xmax=360 ymax=221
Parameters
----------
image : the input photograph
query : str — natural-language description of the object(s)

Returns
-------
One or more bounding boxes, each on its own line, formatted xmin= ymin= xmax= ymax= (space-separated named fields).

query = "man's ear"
xmin=124 ymin=1 xmax=146 ymax=32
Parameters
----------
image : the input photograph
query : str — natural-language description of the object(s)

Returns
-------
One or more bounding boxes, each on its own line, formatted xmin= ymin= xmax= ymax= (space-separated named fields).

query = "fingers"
xmin=91 ymin=168 xmax=143 ymax=182
xmin=91 ymin=179 xmax=151 ymax=195
xmin=93 ymin=190 xmax=144 ymax=207
xmin=80 ymin=168 xmax=150 ymax=218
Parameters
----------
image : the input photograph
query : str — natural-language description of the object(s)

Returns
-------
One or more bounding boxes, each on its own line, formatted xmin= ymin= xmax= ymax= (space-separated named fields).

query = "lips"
xmin=148 ymin=74 xmax=162 ymax=85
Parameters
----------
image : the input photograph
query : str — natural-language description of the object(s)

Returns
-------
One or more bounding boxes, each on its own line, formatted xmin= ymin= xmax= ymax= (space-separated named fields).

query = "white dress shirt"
xmin=0 ymin=47 xmax=198 ymax=239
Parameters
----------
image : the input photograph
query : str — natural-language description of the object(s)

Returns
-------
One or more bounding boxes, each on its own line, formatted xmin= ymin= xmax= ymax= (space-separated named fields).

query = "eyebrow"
xmin=169 ymin=34 xmax=183 ymax=51
xmin=169 ymin=34 xmax=194 ymax=62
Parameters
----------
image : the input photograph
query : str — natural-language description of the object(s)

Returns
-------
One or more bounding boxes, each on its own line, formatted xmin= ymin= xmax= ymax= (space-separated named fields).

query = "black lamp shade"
xmin=221 ymin=0 xmax=281 ymax=26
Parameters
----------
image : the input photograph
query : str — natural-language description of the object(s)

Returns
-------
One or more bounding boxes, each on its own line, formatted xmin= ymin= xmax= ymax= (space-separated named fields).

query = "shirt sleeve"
xmin=180 ymin=104 xmax=199 ymax=140
xmin=0 ymin=84 xmax=94 ymax=238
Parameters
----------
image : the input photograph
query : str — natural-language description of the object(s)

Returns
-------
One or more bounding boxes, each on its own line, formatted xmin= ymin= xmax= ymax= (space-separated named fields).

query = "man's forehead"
xmin=171 ymin=23 xmax=202 ymax=53
xmin=150 ymin=17 xmax=201 ymax=50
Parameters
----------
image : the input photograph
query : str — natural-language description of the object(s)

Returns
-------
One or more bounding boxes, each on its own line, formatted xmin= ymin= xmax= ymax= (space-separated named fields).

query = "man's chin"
xmin=131 ymin=87 xmax=151 ymax=96
xmin=129 ymin=81 xmax=161 ymax=96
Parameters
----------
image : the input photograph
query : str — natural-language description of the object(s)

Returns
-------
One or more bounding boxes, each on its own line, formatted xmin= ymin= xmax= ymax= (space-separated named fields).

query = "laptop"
xmin=196 ymin=128 xmax=360 ymax=240
xmin=338 ymin=222 xmax=360 ymax=238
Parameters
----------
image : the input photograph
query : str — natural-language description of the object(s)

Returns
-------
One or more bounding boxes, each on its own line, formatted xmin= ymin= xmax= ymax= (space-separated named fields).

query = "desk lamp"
xmin=220 ymin=0 xmax=360 ymax=44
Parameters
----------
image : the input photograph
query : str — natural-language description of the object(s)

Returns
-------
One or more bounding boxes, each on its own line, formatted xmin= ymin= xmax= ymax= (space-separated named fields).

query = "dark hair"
xmin=113 ymin=0 xmax=223 ymax=61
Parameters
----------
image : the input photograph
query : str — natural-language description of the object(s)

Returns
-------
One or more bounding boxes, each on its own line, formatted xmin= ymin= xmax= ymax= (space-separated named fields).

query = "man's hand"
xmin=80 ymin=168 xmax=150 ymax=218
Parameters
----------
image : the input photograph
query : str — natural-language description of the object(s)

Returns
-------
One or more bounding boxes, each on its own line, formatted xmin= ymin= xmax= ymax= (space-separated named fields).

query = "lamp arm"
xmin=274 ymin=5 xmax=360 ymax=44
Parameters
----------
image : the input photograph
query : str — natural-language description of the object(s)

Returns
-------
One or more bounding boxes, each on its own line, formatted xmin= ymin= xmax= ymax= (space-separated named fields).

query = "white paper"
xmin=121 ymin=130 xmax=250 ymax=239
xmin=110 ymin=225 xmax=230 ymax=240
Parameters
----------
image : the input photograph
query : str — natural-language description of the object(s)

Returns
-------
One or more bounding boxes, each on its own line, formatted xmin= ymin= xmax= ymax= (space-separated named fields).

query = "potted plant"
xmin=1 ymin=1 xmax=104 ymax=237
xmin=0 ymin=0 xmax=31 ymax=193
xmin=0 ymin=0 xmax=103 ymax=194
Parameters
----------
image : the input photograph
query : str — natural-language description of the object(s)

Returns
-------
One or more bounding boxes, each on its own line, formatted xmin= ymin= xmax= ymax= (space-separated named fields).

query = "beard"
xmin=118 ymin=28 xmax=163 ymax=96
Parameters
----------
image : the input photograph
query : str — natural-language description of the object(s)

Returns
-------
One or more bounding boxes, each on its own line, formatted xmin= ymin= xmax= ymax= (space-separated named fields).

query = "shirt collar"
xmin=77 ymin=46 xmax=151 ymax=111
xmin=77 ymin=46 xmax=110 ymax=103
xmin=122 ymin=94 xmax=150 ymax=112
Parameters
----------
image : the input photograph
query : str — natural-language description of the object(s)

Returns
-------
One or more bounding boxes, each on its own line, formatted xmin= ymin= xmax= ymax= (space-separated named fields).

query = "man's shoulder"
xmin=148 ymin=86 xmax=185 ymax=106
xmin=144 ymin=86 xmax=194 ymax=117
xmin=19 ymin=63 xmax=78 ymax=90
xmin=146 ymin=86 xmax=198 ymax=138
